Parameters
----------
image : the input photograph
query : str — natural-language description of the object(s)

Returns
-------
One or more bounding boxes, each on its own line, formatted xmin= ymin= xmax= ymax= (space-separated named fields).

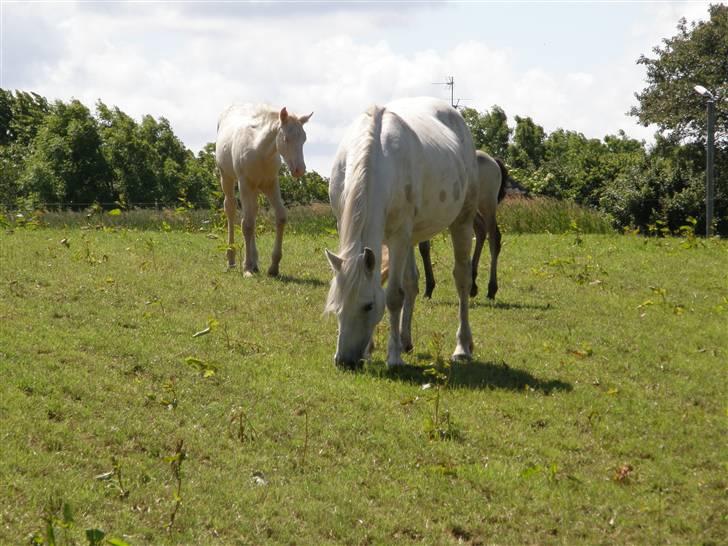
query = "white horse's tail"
xmin=495 ymin=158 xmax=509 ymax=203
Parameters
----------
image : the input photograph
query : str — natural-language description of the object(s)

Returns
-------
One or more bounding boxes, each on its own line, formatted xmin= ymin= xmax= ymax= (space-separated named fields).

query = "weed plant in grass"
xmin=0 ymin=222 xmax=726 ymax=544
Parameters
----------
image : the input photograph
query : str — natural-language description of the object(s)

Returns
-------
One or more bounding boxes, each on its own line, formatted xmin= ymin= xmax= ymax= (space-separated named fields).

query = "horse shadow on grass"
xmin=422 ymin=298 xmax=554 ymax=312
xmin=357 ymin=358 xmax=572 ymax=394
xmin=274 ymin=274 xmax=328 ymax=288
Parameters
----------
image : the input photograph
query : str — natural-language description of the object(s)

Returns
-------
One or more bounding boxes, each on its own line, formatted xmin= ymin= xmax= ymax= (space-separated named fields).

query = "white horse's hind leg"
xmin=399 ymin=246 xmax=419 ymax=353
xmin=221 ymin=173 xmax=237 ymax=268
xmin=449 ymin=220 xmax=474 ymax=361
xmin=264 ymin=183 xmax=287 ymax=277
xmin=239 ymin=183 xmax=259 ymax=276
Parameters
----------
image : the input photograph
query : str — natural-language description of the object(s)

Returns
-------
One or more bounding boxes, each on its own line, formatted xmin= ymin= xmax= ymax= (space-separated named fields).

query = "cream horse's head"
xmin=324 ymin=247 xmax=386 ymax=368
xmin=276 ymin=107 xmax=312 ymax=178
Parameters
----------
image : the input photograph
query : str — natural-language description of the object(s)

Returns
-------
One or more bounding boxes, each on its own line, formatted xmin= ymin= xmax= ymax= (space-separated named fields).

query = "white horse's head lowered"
xmin=276 ymin=107 xmax=312 ymax=178
xmin=324 ymin=247 xmax=386 ymax=368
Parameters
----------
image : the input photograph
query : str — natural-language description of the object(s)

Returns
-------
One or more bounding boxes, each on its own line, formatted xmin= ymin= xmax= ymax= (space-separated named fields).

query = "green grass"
xmin=1 ymin=222 xmax=726 ymax=545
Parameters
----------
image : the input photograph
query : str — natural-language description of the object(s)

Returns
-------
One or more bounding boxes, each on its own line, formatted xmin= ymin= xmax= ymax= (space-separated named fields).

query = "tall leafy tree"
xmin=630 ymin=3 xmax=727 ymax=234
xmin=0 ymin=90 xmax=52 ymax=207
xmin=630 ymin=3 xmax=727 ymax=144
xmin=508 ymin=115 xmax=545 ymax=169
xmin=461 ymin=105 xmax=511 ymax=158
xmin=20 ymin=99 xmax=112 ymax=207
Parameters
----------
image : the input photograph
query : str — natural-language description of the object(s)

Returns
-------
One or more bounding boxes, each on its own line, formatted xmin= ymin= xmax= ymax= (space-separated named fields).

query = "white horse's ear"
xmin=279 ymin=107 xmax=289 ymax=124
xmin=325 ymin=249 xmax=343 ymax=272
xmin=362 ymin=247 xmax=376 ymax=274
xmin=299 ymin=112 xmax=313 ymax=125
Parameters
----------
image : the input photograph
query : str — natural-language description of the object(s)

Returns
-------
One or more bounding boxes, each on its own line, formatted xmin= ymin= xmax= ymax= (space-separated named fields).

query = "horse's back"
xmin=476 ymin=150 xmax=503 ymax=215
xmin=384 ymin=98 xmax=478 ymax=242
xmin=216 ymin=104 xmax=277 ymax=182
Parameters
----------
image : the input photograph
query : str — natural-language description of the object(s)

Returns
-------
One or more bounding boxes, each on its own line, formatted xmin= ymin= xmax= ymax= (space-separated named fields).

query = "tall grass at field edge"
xmin=6 ymin=197 xmax=613 ymax=235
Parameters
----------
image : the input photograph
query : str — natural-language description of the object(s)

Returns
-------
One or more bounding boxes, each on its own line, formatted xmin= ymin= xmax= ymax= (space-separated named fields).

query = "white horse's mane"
xmin=324 ymin=105 xmax=384 ymax=315
xmin=338 ymin=105 xmax=384 ymax=259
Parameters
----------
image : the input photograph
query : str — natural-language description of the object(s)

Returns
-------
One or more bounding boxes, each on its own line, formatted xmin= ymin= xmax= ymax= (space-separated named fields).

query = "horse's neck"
xmin=340 ymin=182 xmax=385 ymax=269
xmin=256 ymin=121 xmax=280 ymax=162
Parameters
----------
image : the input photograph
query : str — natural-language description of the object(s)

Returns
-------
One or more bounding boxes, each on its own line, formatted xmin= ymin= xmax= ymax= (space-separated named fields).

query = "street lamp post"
xmin=694 ymin=85 xmax=716 ymax=237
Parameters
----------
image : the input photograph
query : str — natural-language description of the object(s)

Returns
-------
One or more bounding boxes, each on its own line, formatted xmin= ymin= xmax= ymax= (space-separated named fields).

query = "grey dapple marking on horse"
xmin=419 ymin=151 xmax=509 ymax=300
xmin=383 ymin=151 xmax=508 ymax=300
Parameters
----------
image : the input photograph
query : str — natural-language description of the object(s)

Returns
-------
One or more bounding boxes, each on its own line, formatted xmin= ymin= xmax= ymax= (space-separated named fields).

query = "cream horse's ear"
xmin=299 ymin=112 xmax=313 ymax=124
xmin=325 ymin=249 xmax=343 ymax=272
xmin=279 ymin=107 xmax=289 ymax=124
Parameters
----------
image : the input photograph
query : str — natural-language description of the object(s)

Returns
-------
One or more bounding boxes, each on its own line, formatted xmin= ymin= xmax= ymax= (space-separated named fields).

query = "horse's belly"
xmin=410 ymin=170 xmax=470 ymax=242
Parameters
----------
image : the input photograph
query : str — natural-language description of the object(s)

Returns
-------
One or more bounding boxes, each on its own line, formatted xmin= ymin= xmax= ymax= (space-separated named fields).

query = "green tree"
xmin=0 ymin=90 xmax=51 ymax=208
xmin=183 ymin=142 xmax=219 ymax=208
xmin=96 ymin=101 xmax=156 ymax=206
xmin=508 ymin=115 xmax=545 ymax=170
xmin=630 ymin=4 xmax=727 ymax=143
xmin=630 ymin=3 xmax=727 ymax=234
xmin=20 ymin=99 xmax=111 ymax=207
xmin=461 ymin=105 xmax=511 ymax=158
xmin=138 ymin=115 xmax=190 ymax=205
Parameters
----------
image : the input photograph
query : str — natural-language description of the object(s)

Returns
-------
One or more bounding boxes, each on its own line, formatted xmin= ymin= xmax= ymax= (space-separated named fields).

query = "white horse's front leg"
xmin=385 ymin=240 xmax=408 ymax=367
xmin=265 ymin=183 xmax=287 ymax=277
xmin=239 ymin=183 xmax=259 ymax=276
xmin=450 ymin=221 xmax=474 ymax=361
xmin=399 ymin=247 xmax=419 ymax=353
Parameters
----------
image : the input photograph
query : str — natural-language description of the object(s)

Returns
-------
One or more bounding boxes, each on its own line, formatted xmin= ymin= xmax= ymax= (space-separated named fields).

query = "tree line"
xmin=1 ymin=4 xmax=725 ymax=234
xmin=0 ymin=91 xmax=328 ymax=212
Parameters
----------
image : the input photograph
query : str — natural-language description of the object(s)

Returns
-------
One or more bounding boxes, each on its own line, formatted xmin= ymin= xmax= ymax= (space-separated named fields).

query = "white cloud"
xmin=1 ymin=1 xmax=716 ymax=175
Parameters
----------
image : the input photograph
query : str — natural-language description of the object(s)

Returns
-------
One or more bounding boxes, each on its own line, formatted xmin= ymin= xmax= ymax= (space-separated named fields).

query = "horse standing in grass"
xmin=216 ymin=104 xmax=312 ymax=276
xmin=416 ymin=150 xmax=509 ymax=300
xmin=325 ymin=97 xmax=478 ymax=368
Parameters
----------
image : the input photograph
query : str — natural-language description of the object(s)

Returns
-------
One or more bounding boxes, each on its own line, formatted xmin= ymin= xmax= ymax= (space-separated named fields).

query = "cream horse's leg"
xmin=384 ymin=237 xmax=410 ymax=367
xmin=221 ymin=172 xmax=237 ymax=269
xmin=399 ymin=246 xmax=419 ymax=353
xmin=486 ymin=215 xmax=502 ymax=299
xmin=264 ymin=182 xmax=287 ymax=277
xmin=450 ymin=219 xmax=474 ymax=361
xmin=239 ymin=182 xmax=259 ymax=276
xmin=470 ymin=212 xmax=486 ymax=297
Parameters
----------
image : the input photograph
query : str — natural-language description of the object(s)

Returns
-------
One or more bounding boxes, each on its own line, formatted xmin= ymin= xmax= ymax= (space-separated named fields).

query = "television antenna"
xmin=432 ymin=76 xmax=469 ymax=108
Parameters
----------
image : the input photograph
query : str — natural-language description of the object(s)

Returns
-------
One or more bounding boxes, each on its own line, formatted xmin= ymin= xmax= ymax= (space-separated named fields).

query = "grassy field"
xmin=1 ymin=214 xmax=726 ymax=545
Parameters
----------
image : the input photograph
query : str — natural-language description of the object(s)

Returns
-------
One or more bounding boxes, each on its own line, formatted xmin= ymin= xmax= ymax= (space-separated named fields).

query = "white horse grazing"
xmin=216 ymin=104 xmax=312 ymax=275
xmin=325 ymin=97 xmax=478 ymax=368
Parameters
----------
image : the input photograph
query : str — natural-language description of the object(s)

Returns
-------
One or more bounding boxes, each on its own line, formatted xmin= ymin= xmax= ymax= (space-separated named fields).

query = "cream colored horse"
xmin=325 ymin=97 xmax=478 ymax=368
xmin=216 ymin=104 xmax=312 ymax=276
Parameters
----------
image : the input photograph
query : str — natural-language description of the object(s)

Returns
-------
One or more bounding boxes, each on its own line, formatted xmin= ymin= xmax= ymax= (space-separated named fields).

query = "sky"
xmin=0 ymin=0 xmax=719 ymax=175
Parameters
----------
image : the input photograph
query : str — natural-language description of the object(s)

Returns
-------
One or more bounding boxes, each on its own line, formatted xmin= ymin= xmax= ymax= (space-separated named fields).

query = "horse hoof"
xmin=226 ymin=263 xmax=237 ymax=271
xmin=267 ymin=267 xmax=279 ymax=277
xmin=243 ymin=270 xmax=256 ymax=278
xmin=451 ymin=350 xmax=472 ymax=362
xmin=403 ymin=343 xmax=414 ymax=353
xmin=470 ymin=283 xmax=479 ymax=298
xmin=387 ymin=358 xmax=406 ymax=368
xmin=424 ymin=283 xmax=435 ymax=299
xmin=487 ymin=282 xmax=498 ymax=299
